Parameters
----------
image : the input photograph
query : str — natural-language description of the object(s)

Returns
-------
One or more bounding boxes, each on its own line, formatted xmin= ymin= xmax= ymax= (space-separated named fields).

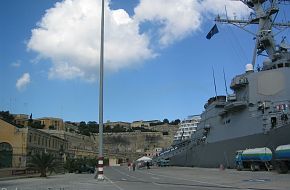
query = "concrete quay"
xmin=0 ymin=166 xmax=289 ymax=190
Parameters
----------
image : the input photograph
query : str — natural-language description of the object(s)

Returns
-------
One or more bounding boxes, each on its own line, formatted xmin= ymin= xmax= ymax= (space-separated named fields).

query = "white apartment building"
xmin=173 ymin=115 xmax=201 ymax=142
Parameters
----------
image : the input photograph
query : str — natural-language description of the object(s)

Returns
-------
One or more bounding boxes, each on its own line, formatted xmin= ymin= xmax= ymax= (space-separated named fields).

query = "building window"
xmin=29 ymin=135 xmax=32 ymax=143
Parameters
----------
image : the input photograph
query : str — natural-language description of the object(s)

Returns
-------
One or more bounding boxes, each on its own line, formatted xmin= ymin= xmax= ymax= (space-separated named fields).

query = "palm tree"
xmin=28 ymin=153 xmax=59 ymax=177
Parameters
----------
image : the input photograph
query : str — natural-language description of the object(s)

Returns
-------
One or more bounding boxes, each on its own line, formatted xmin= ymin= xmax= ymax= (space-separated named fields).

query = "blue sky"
xmin=0 ymin=0 xmax=269 ymax=122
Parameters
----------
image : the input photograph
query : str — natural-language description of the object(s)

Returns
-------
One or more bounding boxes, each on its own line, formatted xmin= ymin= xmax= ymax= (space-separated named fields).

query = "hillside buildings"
xmin=173 ymin=115 xmax=201 ymax=142
xmin=131 ymin=120 xmax=161 ymax=128
xmin=105 ymin=121 xmax=131 ymax=130
xmin=40 ymin=130 xmax=97 ymax=159
xmin=0 ymin=114 xmax=97 ymax=169
xmin=0 ymin=119 xmax=68 ymax=168
xmin=37 ymin=117 xmax=65 ymax=130
xmin=1 ymin=112 xmax=181 ymax=170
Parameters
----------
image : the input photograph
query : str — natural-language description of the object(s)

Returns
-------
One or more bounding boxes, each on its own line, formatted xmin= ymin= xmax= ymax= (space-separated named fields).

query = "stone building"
xmin=147 ymin=123 xmax=179 ymax=135
xmin=40 ymin=130 xmax=97 ymax=159
xmin=131 ymin=120 xmax=161 ymax=128
xmin=13 ymin=114 xmax=29 ymax=127
xmin=37 ymin=117 xmax=65 ymax=130
xmin=64 ymin=121 xmax=79 ymax=132
xmin=0 ymin=119 xmax=68 ymax=169
xmin=13 ymin=115 xmax=65 ymax=131
xmin=105 ymin=121 xmax=131 ymax=129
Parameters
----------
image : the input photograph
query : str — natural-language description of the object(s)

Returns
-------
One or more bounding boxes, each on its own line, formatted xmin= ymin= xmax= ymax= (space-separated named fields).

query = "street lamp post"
xmin=97 ymin=0 xmax=105 ymax=181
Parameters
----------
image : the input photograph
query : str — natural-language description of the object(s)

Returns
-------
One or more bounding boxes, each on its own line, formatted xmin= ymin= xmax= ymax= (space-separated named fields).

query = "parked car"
xmin=75 ymin=164 xmax=95 ymax=174
xmin=157 ymin=159 xmax=169 ymax=167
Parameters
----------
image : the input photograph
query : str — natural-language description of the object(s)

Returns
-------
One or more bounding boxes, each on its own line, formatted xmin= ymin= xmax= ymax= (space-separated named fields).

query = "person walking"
xmin=146 ymin=161 xmax=150 ymax=169
xmin=132 ymin=162 xmax=136 ymax=171
xmin=128 ymin=162 xmax=131 ymax=171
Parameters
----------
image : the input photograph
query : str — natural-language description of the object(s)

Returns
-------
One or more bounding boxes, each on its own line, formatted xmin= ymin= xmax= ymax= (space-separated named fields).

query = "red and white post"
xmin=97 ymin=157 xmax=104 ymax=180
xmin=96 ymin=0 xmax=105 ymax=181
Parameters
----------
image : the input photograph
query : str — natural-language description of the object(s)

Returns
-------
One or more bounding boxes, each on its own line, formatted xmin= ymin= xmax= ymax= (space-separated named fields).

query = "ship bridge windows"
xmin=266 ymin=62 xmax=290 ymax=70
xmin=276 ymin=62 xmax=290 ymax=68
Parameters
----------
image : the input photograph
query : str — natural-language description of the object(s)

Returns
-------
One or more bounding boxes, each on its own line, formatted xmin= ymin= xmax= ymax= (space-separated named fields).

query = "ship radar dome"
xmin=245 ymin=64 xmax=253 ymax=73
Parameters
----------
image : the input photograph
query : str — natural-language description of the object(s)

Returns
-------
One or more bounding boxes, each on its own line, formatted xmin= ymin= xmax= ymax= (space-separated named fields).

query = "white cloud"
xmin=16 ymin=73 xmax=31 ymax=91
xmin=134 ymin=0 xmax=202 ymax=46
xmin=201 ymin=0 xmax=251 ymax=19
xmin=27 ymin=0 xmax=250 ymax=81
xmin=28 ymin=0 xmax=154 ymax=81
xmin=11 ymin=60 xmax=21 ymax=68
xmin=134 ymin=0 xmax=251 ymax=46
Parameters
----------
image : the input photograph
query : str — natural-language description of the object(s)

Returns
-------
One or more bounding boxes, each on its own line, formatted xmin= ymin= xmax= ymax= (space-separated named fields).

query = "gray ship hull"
xmin=169 ymin=123 xmax=290 ymax=168
xmin=164 ymin=0 xmax=290 ymax=170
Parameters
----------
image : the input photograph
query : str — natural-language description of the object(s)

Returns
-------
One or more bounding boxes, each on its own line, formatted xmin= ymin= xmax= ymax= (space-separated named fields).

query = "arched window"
xmin=0 ymin=142 xmax=13 ymax=168
xmin=0 ymin=142 xmax=12 ymax=151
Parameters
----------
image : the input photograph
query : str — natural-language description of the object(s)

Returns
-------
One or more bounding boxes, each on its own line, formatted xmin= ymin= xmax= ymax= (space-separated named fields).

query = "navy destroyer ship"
xmin=157 ymin=0 xmax=290 ymax=168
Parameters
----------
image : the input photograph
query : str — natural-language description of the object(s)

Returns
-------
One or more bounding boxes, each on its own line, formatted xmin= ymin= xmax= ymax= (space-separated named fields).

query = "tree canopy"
xmin=28 ymin=153 xmax=59 ymax=177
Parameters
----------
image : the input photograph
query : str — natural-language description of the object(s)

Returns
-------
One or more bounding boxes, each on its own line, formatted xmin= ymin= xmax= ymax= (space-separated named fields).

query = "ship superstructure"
xmin=156 ymin=0 xmax=290 ymax=168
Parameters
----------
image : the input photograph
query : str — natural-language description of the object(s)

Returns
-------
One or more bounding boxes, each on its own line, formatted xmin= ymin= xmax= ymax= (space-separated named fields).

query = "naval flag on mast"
xmin=206 ymin=24 xmax=219 ymax=39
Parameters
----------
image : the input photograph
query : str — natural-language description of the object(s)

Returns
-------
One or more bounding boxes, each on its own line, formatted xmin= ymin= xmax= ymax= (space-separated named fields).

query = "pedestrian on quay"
xmin=128 ymin=162 xmax=131 ymax=171
xmin=132 ymin=162 xmax=136 ymax=171
xmin=146 ymin=161 xmax=150 ymax=169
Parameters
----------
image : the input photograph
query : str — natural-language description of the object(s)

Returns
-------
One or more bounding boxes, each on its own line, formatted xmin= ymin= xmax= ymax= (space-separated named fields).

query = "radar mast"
xmin=215 ymin=0 xmax=290 ymax=70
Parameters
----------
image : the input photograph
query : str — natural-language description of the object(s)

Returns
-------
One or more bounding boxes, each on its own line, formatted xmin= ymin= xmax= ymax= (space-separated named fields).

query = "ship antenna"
xmin=251 ymin=37 xmax=258 ymax=67
xmin=224 ymin=5 xmax=228 ymax=20
xmin=215 ymin=0 xmax=290 ymax=70
xmin=223 ymin=68 xmax=229 ymax=96
xmin=212 ymin=66 xmax=218 ymax=98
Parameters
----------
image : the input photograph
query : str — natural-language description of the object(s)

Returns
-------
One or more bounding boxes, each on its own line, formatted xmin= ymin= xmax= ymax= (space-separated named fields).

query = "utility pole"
xmin=97 ymin=0 xmax=105 ymax=181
